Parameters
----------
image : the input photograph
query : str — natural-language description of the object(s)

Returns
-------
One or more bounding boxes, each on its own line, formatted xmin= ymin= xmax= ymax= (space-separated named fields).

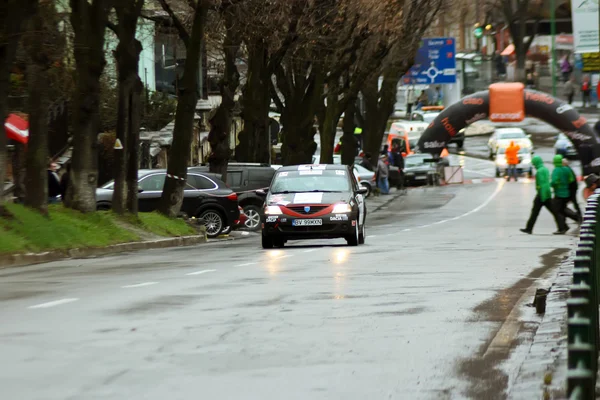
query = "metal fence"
xmin=567 ymin=193 xmax=600 ymax=398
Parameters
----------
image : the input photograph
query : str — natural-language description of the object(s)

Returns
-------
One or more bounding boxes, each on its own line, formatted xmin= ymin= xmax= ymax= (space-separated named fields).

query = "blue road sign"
xmin=402 ymin=38 xmax=457 ymax=85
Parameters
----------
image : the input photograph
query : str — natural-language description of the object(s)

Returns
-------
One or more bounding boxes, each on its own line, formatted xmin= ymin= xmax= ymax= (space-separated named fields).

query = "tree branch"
xmin=106 ymin=20 xmax=118 ymax=35
xmin=156 ymin=0 xmax=190 ymax=47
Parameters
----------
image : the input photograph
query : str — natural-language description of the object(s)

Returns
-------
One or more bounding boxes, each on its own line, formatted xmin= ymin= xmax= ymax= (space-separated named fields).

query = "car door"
xmin=349 ymin=168 xmax=365 ymax=225
xmin=137 ymin=173 xmax=166 ymax=211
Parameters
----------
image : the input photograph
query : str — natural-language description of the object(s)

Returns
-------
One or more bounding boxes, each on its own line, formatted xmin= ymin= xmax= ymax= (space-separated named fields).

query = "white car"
xmin=353 ymin=164 xmax=375 ymax=197
xmin=487 ymin=128 xmax=533 ymax=159
xmin=495 ymin=147 xmax=533 ymax=178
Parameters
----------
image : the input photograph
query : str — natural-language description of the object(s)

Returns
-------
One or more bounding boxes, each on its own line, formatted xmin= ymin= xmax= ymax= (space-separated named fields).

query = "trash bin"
xmin=534 ymin=288 xmax=549 ymax=314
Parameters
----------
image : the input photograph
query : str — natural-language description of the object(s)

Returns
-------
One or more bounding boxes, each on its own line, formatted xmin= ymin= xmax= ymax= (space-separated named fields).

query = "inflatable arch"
xmin=417 ymin=83 xmax=600 ymax=175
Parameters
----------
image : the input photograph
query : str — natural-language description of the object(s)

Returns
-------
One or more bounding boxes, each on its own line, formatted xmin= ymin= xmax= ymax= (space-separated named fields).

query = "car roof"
xmin=277 ymin=164 xmax=348 ymax=172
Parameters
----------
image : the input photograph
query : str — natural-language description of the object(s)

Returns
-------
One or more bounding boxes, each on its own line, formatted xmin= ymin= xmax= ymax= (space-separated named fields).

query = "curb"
xmin=0 ymin=235 xmax=207 ymax=269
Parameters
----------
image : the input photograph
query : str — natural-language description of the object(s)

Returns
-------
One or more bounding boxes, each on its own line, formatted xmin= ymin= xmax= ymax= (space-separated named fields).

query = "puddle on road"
xmin=458 ymin=247 xmax=569 ymax=399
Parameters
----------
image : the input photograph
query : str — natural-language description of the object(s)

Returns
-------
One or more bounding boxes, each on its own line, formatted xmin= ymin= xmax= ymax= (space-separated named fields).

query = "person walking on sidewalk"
xmin=552 ymin=154 xmax=579 ymax=225
xmin=521 ymin=156 xmax=568 ymax=235
xmin=581 ymin=76 xmax=591 ymax=107
xmin=564 ymin=77 xmax=575 ymax=105
xmin=562 ymin=158 xmax=582 ymax=221
xmin=376 ymin=154 xmax=390 ymax=195
xmin=505 ymin=141 xmax=520 ymax=181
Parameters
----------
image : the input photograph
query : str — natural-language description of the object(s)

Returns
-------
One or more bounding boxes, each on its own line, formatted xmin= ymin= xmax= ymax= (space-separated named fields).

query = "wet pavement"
xmin=0 ymin=153 xmax=578 ymax=399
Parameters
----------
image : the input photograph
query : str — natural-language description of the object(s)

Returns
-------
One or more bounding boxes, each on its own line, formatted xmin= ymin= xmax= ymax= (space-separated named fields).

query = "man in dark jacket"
xmin=48 ymin=162 xmax=61 ymax=203
xmin=59 ymin=163 xmax=71 ymax=199
xmin=390 ymin=142 xmax=404 ymax=189
xmin=521 ymin=156 xmax=567 ymax=234
xmin=562 ymin=158 xmax=582 ymax=221
xmin=359 ymin=153 xmax=374 ymax=171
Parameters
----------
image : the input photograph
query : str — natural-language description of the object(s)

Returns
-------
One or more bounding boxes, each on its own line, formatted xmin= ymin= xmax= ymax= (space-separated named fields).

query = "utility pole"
xmin=550 ymin=0 xmax=557 ymax=97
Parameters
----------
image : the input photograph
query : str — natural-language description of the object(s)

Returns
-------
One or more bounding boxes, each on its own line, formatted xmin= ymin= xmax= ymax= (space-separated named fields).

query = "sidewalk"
xmin=506 ymin=252 xmax=573 ymax=399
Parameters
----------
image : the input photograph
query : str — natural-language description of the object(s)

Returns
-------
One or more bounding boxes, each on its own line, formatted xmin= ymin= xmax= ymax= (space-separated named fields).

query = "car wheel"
xmin=221 ymin=226 xmax=232 ymax=235
xmin=495 ymin=169 xmax=501 ymax=178
xmin=199 ymin=209 xmax=224 ymax=238
xmin=243 ymin=205 xmax=261 ymax=231
xmin=261 ymin=234 xmax=273 ymax=249
xmin=358 ymin=222 xmax=366 ymax=245
xmin=360 ymin=182 xmax=371 ymax=198
xmin=346 ymin=221 xmax=359 ymax=246
xmin=456 ymin=140 xmax=464 ymax=149
xmin=273 ymin=237 xmax=285 ymax=248
xmin=97 ymin=204 xmax=111 ymax=211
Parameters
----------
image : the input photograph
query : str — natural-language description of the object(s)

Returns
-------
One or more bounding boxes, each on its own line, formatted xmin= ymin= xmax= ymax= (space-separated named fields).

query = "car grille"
xmin=286 ymin=205 xmax=329 ymax=215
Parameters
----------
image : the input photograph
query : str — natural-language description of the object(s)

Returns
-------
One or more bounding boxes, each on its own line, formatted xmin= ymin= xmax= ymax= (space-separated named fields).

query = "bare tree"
xmin=23 ymin=1 xmax=63 ymax=214
xmin=66 ymin=0 xmax=114 ymax=213
xmin=156 ymin=0 xmax=208 ymax=217
xmin=0 ymin=0 xmax=38 ymax=210
xmin=108 ymin=0 xmax=145 ymax=215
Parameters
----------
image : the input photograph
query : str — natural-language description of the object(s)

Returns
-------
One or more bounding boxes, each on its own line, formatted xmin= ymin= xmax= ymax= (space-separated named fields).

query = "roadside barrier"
xmin=567 ymin=192 xmax=600 ymax=399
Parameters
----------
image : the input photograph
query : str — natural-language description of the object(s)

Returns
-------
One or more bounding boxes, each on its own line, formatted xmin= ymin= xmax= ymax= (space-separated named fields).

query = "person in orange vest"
xmin=505 ymin=141 xmax=520 ymax=182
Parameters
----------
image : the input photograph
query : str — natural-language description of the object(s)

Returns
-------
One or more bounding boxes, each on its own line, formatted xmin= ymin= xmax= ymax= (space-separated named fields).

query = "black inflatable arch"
xmin=417 ymin=88 xmax=600 ymax=175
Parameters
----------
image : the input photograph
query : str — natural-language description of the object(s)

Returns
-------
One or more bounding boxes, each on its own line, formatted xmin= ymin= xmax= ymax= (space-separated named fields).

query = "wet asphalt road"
xmin=0 ymin=156 xmax=577 ymax=400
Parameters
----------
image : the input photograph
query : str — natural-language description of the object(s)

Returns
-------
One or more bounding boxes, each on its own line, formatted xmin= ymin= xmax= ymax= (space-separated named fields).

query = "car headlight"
xmin=264 ymin=205 xmax=282 ymax=215
xmin=332 ymin=203 xmax=352 ymax=213
xmin=497 ymin=158 xmax=507 ymax=166
xmin=522 ymin=158 xmax=531 ymax=164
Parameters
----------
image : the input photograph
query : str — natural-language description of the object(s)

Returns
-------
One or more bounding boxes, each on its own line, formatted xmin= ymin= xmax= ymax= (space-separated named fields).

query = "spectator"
xmin=583 ymin=174 xmax=600 ymax=201
xmin=582 ymin=75 xmax=591 ymax=107
xmin=564 ymin=77 xmax=575 ymax=105
xmin=48 ymin=162 xmax=61 ymax=204
xmin=551 ymin=154 xmax=579 ymax=226
xmin=563 ymin=158 xmax=582 ymax=222
xmin=60 ymin=162 xmax=71 ymax=199
xmin=560 ymin=55 xmax=572 ymax=82
xmin=415 ymin=91 xmax=428 ymax=110
xmin=505 ymin=141 xmax=520 ymax=182
xmin=376 ymin=154 xmax=390 ymax=195
xmin=359 ymin=152 xmax=374 ymax=172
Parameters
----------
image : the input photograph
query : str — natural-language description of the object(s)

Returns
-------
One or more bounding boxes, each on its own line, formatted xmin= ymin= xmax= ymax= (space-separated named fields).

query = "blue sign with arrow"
xmin=402 ymin=38 xmax=457 ymax=85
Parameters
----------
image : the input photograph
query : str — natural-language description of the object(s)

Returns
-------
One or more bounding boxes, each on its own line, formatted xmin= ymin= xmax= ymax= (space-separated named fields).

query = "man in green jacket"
xmin=551 ymin=154 xmax=580 ymax=224
xmin=521 ymin=156 xmax=568 ymax=234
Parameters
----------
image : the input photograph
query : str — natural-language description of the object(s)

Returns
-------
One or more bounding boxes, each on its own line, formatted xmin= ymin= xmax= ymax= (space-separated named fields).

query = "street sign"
xmin=473 ymin=27 xmax=484 ymax=39
xmin=402 ymin=37 xmax=457 ymax=85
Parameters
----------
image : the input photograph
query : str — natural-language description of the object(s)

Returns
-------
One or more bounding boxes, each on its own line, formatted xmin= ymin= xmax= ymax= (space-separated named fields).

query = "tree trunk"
xmin=318 ymin=88 xmax=342 ymax=164
xmin=66 ymin=0 xmax=112 ymax=213
xmin=112 ymin=79 xmax=129 ymax=214
xmin=126 ymin=77 xmax=143 ymax=215
xmin=24 ymin=9 xmax=52 ymax=213
xmin=340 ymin=95 xmax=358 ymax=166
xmin=208 ymin=16 xmax=240 ymax=182
xmin=0 ymin=0 xmax=38 ymax=208
xmin=236 ymin=39 xmax=270 ymax=163
xmin=158 ymin=4 xmax=207 ymax=217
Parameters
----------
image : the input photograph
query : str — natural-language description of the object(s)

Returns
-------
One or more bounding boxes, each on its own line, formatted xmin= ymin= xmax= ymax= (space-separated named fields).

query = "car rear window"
xmin=188 ymin=174 xmax=218 ymax=190
xmin=271 ymin=168 xmax=350 ymax=193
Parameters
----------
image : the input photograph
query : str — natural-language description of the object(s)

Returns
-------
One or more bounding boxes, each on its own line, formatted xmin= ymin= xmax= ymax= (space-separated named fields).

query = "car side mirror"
xmin=255 ymin=189 xmax=268 ymax=196
xmin=357 ymin=187 xmax=368 ymax=195
xmin=138 ymin=187 xmax=144 ymax=193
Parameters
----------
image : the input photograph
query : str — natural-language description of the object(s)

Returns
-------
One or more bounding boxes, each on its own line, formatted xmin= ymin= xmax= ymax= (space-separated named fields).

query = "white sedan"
xmin=494 ymin=147 xmax=534 ymax=178
xmin=487 ymin=128 xmax=533 ymax=159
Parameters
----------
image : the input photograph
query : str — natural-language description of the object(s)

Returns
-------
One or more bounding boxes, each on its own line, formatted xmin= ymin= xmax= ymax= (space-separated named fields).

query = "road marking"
xmin=368 ymin=235 xmax=377 ymax=238
xmin=28 ymin=298 xmax=79 ymax=309
xmin=235 ymin=262 xmax=257 ymax=267
xmin=121 ymin=282 xmax=159 ymax=289
xmin=303 ymin=249 xmax=317 ymax=253
xmin=186 ymin=269 xmax=216 ymax=276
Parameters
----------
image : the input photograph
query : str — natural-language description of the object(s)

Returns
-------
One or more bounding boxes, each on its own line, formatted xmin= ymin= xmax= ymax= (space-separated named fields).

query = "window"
xmin=139 ymin=174 xmax=166 ymax=191
xmin=228 ymin=171 xmax=243 ymax=187
xmin=271 ymin=170 xmax=351 ymax=193
xmin=249 ymin=169 xmax=276 ymax=187
xmin=188 ymin=174 xmax=217 ymax=190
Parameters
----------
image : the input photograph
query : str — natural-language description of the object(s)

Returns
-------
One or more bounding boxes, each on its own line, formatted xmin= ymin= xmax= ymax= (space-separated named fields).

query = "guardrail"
xmin=567 ymin=192 xmax=600 ymax=399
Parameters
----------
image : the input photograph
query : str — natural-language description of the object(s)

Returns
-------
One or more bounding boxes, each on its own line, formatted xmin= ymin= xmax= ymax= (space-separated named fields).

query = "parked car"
xmin=260 ymin=164 xmax=368 ymax=248
xmin=190 ymin=163 xmax=277 ymax=231
xmin=409 ymin=106 xmax=465 ymax=149
xmin=554 ymin=133 xmax=578 ymax=159
xmin=495 ymin=147 xmax=533 ymax=178
xmin=353 ymin=164 xmax=375 ymax=197
xmin=403 ymin=154 xmax=446 ymax=186
xmin=487 ymin=128 xmax=533 ymax=159
xmin=96 ymin=169 xmax=239 ymax=238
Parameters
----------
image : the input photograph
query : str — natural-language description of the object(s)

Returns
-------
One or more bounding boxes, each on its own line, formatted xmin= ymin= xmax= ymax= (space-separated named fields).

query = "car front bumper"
xmin=496 ymin=163 xmax=533 ymax=174
xmin=261 ymin=212 xmax=358 ymax=240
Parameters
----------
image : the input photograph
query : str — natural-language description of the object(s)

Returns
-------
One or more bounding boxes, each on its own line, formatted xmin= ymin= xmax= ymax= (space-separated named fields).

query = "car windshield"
xmin=498 ymin=131 xmax=526 ymax=140
xmin=422 ymin=113 xmax=440 ymax=123
xmin=405 ymin=155 xmax=432 ymax=168
xmin=271 ymin=169 xmax=350 ymax=193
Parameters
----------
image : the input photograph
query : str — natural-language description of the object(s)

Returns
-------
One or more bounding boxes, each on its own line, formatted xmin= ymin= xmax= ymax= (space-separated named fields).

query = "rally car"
xmin=258 ymin=164 xmax=368 ymax=248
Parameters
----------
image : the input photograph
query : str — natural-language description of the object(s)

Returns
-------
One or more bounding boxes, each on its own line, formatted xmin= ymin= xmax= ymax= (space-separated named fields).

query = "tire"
xmin=346 ymin=221 xmax=359 ymax=246
xmin=456 ymin=140 xmax=464 ymax=149
xmin=360 ymin=182 xmax=371 ymax=198
xmin=221 ymin=226 xmax=232 ymax=235
xmin=199 ymin=209 xmax=225 ymax=238
xmin=358 ymin=221 xmax=366 ymax=245
xmin=97 ymin=204 xmax=111 ymax=211
xmin=273 ymin=236 xmax=285 ymax=248
xmin=495 ymin=169 xmax=501 ymax=178
xmin=528 ymin=169 xmax=533 ymax=178
xmin=262 ymin=234 xmax=273 ymax=249
xmin=243 ymin=205 xmax=261 ymax=231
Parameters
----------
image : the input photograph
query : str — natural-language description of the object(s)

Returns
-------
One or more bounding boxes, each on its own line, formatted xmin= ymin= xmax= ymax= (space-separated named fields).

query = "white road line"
xmin=235 ymin=262 xmax=257 ymax=267
xmin=368 ymin=235 xmax=377 ymax=238
xmin=186 ymin=269 xmax=217 ymax=276
xmin=303 ymin=249 xmax=317 ymax=253
xmin=28 ymin=298 xmax=79 ymax=309
xmin=121 ymin=282 xmax=159 ymax=289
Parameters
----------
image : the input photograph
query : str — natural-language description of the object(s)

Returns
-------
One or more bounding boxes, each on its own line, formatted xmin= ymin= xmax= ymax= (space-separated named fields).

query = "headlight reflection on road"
xmin=264 ymin=250 xmax=286 ymax=275
xmin=333 ymin=249 xmax=349 ymax=264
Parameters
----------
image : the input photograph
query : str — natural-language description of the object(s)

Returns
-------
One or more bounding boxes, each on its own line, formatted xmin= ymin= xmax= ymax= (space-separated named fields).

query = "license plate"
xmin=415 ymin=175 xmax=427 ymax=180
xmin=292 ymin=219 xmax=323 ymax=226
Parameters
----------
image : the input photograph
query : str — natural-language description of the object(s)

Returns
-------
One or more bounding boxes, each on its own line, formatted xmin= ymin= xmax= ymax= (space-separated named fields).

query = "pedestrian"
xmin=562 ymin=158 xmax=582 ymax=221
xmin=59 ymin=162 xmax=71 ymax=199
xmin=505 ymin=141 xmax=520 ymax=181
xmin=525 ymin=73 xmax=535 ymax=89
xmin=584 ymin=174 xmax=600 ymax=201
xmin=390 ymin=142 xmax=404 ymax=189
xmin=521 ymin=156 xmax=569 ymax=235
xmin=551 ymin=154 xmax=579 ymax=226
xmin=564 ymin=77 xmax=575 ymax=104
xmin=494 ymin=51 xmax=506 ymax=79
xmin=560 ymin=55 xmax=572 ymax=82
xmin=360 ymin=152 xmax=374 ymax=172
xmin=47 ymin=161 xmax=61 ymax=204
xmin=433 ymin=86 xmax=443 ymax=106
xmin=406 ymin=87 xmax=415 ymax=116
xmin=377 ymin=154 xmax=390 ymax=195
xmin=416 ymin=91 xmax=428 ymax=110
xmin=581 ymin=75 xmax=591 ymax=107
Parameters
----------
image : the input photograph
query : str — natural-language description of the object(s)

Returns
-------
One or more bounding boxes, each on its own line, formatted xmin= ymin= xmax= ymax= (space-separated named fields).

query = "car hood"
xmin=267 ymin=192 xmax=351 ymax=206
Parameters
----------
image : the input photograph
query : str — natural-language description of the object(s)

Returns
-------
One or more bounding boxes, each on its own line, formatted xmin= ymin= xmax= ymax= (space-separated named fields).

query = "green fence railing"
xmin=568 ymin=193 xmax=600 ymax=399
